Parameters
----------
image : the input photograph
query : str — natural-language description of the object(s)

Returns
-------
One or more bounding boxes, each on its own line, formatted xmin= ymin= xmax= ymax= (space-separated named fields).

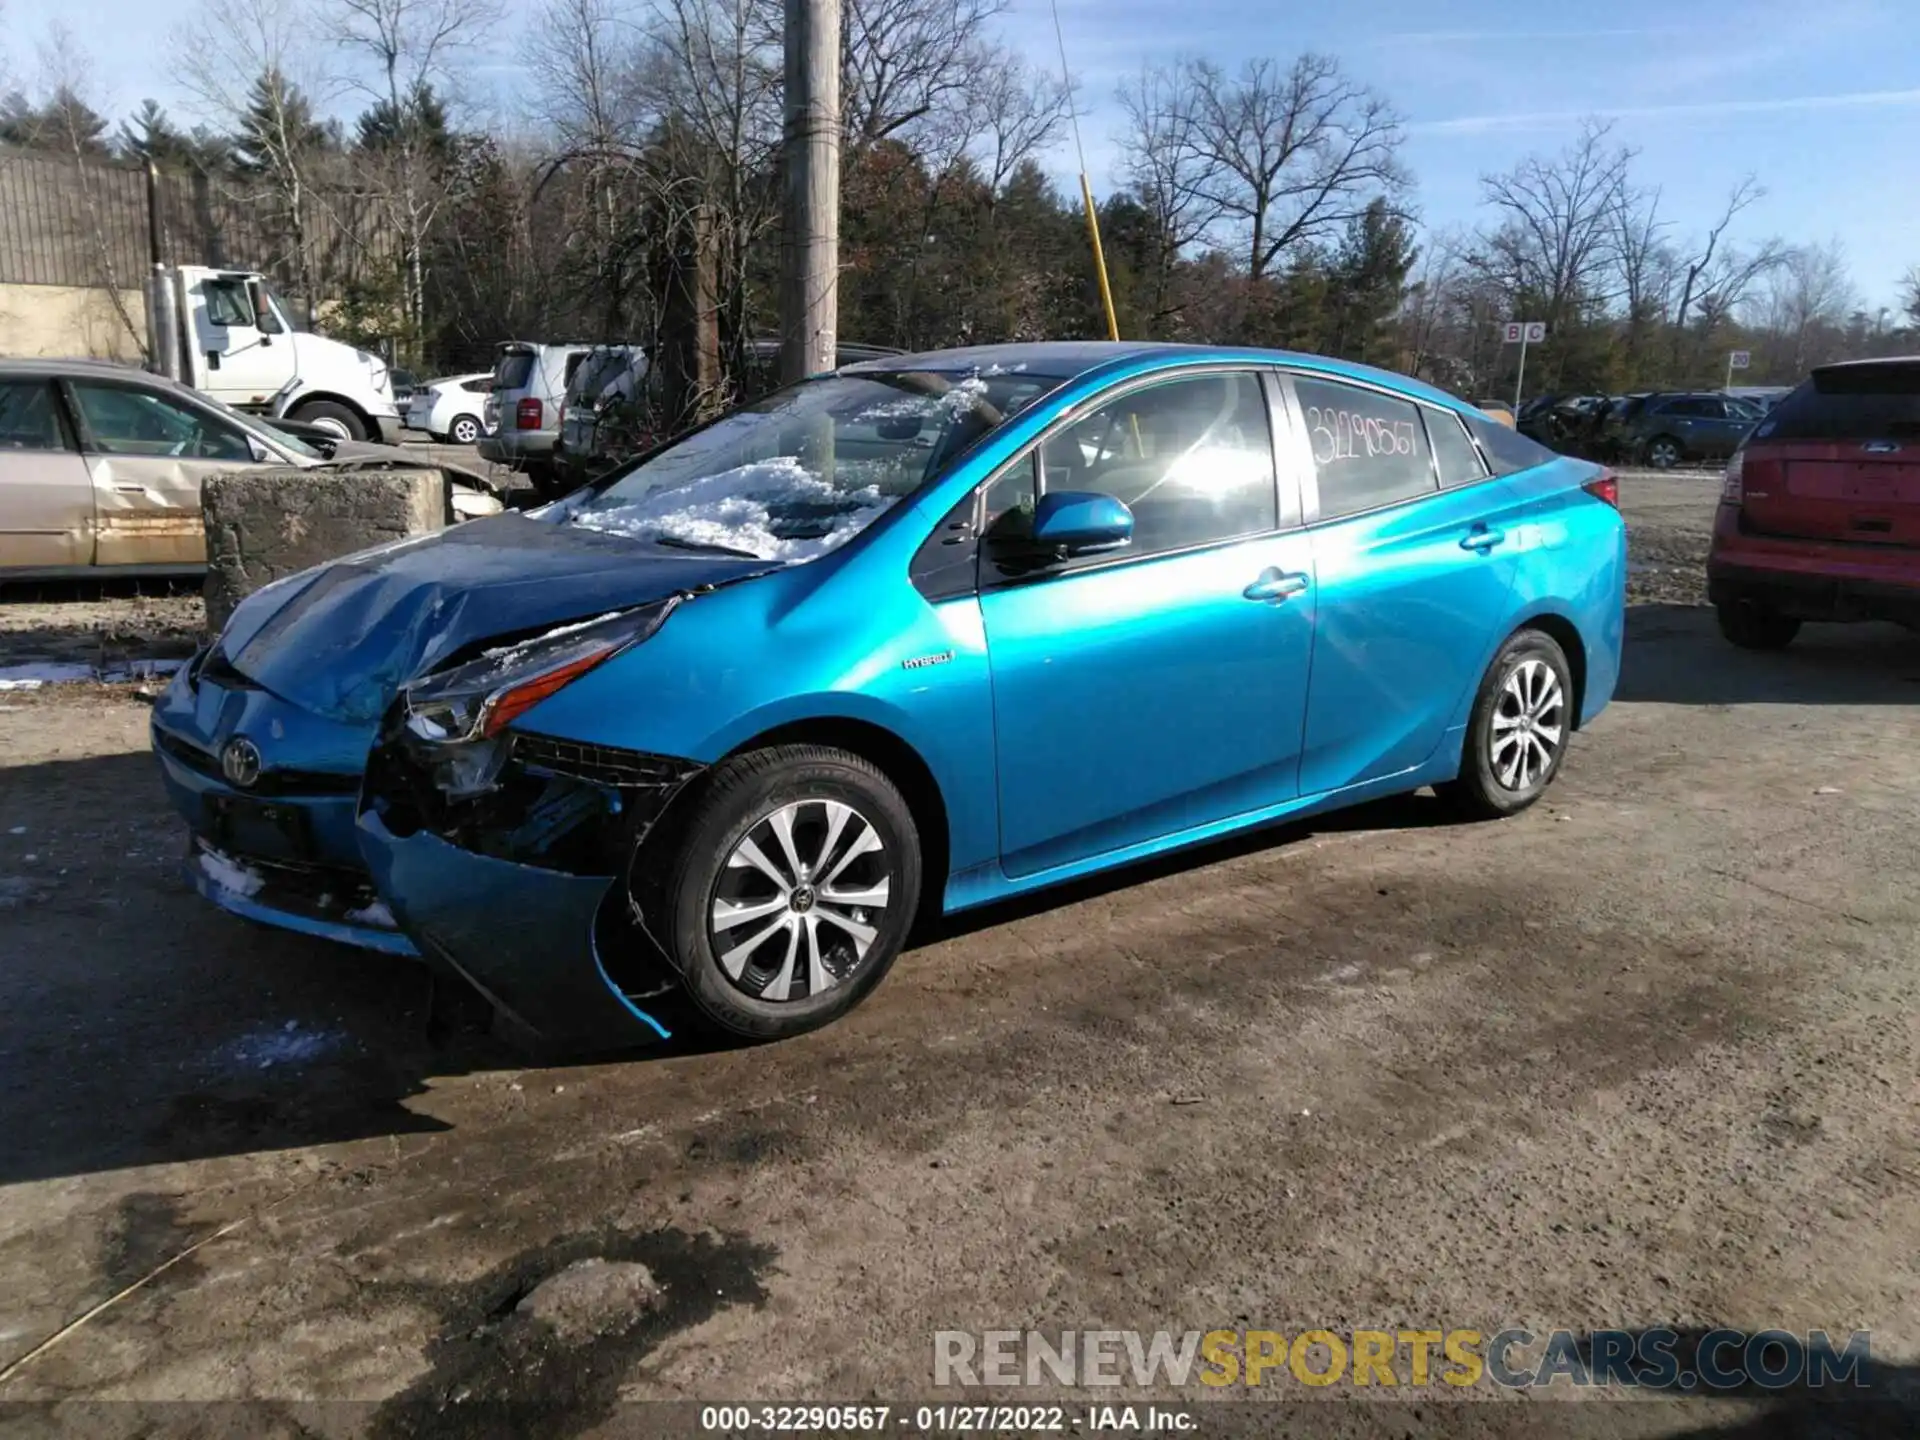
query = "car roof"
xmin=0 ymin=356 xmax=160 ymax=382
xmin=836 ymin=341 xmax=1475 ymax=409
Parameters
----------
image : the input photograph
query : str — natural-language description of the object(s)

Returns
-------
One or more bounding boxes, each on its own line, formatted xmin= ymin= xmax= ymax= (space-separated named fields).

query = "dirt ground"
xmin=3 ymin=471 xmax=1919 ymax=1436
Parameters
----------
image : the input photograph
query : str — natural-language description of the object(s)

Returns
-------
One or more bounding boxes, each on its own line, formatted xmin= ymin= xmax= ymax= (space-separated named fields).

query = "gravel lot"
xmin=3 ymin=469 xmax=1918 ymax=1434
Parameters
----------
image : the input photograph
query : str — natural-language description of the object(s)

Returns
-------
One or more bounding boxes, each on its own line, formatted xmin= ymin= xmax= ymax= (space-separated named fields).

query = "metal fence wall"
xmin=0 ymin=148 xmax=399 ymax=298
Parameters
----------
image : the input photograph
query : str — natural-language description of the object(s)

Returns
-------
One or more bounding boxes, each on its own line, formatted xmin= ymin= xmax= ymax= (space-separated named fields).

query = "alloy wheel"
xmin=1490 ymin=658 xmax=1565 ymax=791
xmin=1648 ymin=439 xmax=1679 ymax=468
xmin=451 ymin=416 xmax=480 ymax=443
xmin=708 ymin=799 xmax=893 ymax=1002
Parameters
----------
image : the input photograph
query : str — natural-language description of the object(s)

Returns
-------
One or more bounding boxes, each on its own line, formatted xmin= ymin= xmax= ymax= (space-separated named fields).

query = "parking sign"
xmin=1504 ymin=321 xmax=1548 ymax=344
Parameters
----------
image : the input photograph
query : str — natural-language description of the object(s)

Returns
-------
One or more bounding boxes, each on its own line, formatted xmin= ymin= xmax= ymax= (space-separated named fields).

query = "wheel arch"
xmin=1507 ymin=609 xmax=1589 ymax=729
xmin=716 ymin=714 xmax=951 ymax=926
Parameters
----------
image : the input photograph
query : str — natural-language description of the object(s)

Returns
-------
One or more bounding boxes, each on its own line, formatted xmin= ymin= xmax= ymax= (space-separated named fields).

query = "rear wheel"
xmin=1644 ymin=435 xmax=1682 ymax=469
xmin=288 ymin=399 xmax=368 ymax=442
xmin=1716 ymin=598 xmax=1800 ymax=651
xmin=642 ymin=745 xmax=921 ymax=1041
xmin=448 ymin=414 xmax=481 ymax=444
xmin=1436 ymin=630 xmax=1574 ymax=821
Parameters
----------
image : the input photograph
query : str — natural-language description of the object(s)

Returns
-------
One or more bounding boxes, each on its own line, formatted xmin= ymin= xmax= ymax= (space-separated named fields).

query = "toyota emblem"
xmin=221 ymin=737 xmax=263 ymax=788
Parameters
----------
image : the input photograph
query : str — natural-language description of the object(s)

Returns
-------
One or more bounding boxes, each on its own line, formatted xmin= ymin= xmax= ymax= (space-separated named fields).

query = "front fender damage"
xmin=359 ymin=723 xmax=705 ymax=1047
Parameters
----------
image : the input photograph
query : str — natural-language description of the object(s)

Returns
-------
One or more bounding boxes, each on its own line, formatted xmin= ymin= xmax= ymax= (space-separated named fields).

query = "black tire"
xmin=1644 ymin=434 xmax=1682 ymax=470
xmin=1716 ymin=599 xmax=1800 ymax=651
xmin=641 ymin=744 xmax=922 ymax=1041
xmin=1436 ymin=629 xmax=1575 ymax=821
xmin=448 ymin=414 xmax=482 ymax=444
xmin=289 ymin=399 xmax=368 ymax=442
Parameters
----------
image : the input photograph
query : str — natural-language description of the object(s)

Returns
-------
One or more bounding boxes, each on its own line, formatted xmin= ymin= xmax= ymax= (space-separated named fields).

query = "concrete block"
xmin=203 ymin=467 xmax=446 ymax=630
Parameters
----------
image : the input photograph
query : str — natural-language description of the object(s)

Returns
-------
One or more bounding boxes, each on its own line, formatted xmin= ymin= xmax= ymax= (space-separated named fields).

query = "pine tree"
xmin=0 ymin=86 xmax=111 ymax=155
xmin=230 ymin=70 xmax=332 ymax=177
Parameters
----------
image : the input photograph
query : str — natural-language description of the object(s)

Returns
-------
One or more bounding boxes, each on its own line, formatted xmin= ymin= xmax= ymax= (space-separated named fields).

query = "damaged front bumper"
xmin=152 ymin=653 xmax=415 ymax=954
xmin=357 ymin=726 xmax=704 ymax=1048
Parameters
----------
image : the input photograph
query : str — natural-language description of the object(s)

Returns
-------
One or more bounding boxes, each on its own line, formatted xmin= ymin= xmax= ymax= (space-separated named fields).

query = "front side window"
xmin=1295 ymin=375 xmax=1435 ymax=519
xmin=1033 ymin=371 xmax=1276 ymax=557
xmin=204 ymin=282 xmax=253 ymax=328
xmin=560 ymin=368 xmax=1058 ymax=562
xmin=70 ymin=382 xmax=253 ymax=462
xmin=0 ymin=381 xmax=69 ymax=451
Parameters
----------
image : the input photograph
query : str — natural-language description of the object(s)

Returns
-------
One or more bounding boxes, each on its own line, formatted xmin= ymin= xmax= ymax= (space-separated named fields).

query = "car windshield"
xmin=181 ymin=385 xmax=322 ymax=459
xmin=558 ymin=368 xmax=1059 ymax=561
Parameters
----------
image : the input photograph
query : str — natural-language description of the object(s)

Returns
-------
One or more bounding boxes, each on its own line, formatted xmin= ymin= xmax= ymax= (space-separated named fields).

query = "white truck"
xmin=144 ymin=264 xmax=403 ymax=444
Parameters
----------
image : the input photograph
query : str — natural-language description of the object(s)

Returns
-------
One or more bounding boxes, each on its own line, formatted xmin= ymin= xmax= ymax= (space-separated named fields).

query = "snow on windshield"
xmin=565 ymin=455 xmax=897 ymax=561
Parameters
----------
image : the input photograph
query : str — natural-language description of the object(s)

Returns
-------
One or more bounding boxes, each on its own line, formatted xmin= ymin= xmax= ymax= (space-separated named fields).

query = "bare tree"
xmin=31 ymin=24 xmax=145 ymax=355
xmin=174 ymin=0 xmax=333 ymax=306
xmin=332 ymin=0 xmax=503 ymax=351
xmin=1128 ymin=54 xmax=1405 ymax=281
xmin=1756 ymin=239 xmax=1854 ymax=374
xmin=1474 ymin=119 xmax=1635 ymax=327
xmin=1667 ymin=176 xmax=1786 ymax=364
xmin=840 ymin=0 xmax=1009 ymax=154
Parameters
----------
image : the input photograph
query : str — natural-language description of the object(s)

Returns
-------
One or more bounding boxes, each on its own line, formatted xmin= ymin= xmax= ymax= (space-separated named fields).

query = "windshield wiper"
xmin=649 ymin=535 xmax=764 ymax=559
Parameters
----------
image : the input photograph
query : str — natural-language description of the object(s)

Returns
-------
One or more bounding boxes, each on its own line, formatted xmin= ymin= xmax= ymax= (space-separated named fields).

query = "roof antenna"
xmin=1050 ymin=0 xmax=1121 ymax=342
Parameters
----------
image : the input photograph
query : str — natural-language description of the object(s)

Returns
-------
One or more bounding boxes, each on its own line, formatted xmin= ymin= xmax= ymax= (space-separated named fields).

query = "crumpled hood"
xmin=315 ymin=439 xmax=500 ymax=497
xmin=219 ymin=512 xmax=774 ymax=723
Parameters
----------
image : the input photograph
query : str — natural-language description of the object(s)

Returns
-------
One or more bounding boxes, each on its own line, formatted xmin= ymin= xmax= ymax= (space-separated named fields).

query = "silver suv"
xmin=478 ymin=341 xmax=592 ymax=488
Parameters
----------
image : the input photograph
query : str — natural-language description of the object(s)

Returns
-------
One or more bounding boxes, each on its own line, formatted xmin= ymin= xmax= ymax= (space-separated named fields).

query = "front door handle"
xmin=1460 ymin=524 xmax=1506 ymax=553
xmin=1243 ymin=568 xmax=1310 ymax=602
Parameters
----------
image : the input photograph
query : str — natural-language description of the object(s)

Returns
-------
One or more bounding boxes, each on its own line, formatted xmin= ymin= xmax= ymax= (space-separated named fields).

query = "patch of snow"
xmin=199 ymin=847 xmax=265 ymax=898
xmin=214 ymin=1020 xmax=348 ymax=1072
xmin=569 ymin=456 xmax=897 ymax=562
xmin=0 ymin=659 xmax=184 ymax=690
xmin=479 ymin=611 xmax=625 ymax=663
xmin=344 ymin=898 xmax=397 ymax=928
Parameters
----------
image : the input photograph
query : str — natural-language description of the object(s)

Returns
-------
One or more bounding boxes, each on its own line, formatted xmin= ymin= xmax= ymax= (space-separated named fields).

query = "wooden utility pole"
xmin=780 ymin=0 xmax=840 ymax=385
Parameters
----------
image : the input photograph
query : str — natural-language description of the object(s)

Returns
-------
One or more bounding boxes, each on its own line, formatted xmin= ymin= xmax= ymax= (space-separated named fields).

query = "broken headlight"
xmin=401 ymin=600 xmax=677 ymax=746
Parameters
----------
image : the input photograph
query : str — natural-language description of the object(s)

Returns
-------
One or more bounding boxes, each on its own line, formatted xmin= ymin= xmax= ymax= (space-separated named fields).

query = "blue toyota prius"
xmin=151 ymin=342 xmax=1625 ymax=1046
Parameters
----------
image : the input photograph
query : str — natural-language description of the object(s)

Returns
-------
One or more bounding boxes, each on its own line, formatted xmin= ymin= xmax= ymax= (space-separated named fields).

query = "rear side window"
xmin=1466 ymin=415 xmax=1556 ymax=476
xmin=1426 ymin=407 xmax=1488 ymax=487
xmin=495 ymin=351 xmax=534 ymax=389
xmin=0 ymin=380 xmax=70 ymax=450
xmin=1759 ymin=367 xmax=1920 ymax=442
xmin=1294 ymin=375 xmax=1434 ymax=518
xmin=562 ymin=352 xmax=588 ymax=387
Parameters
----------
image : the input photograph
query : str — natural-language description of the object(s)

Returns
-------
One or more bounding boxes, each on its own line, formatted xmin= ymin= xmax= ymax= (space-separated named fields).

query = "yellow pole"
xmin=1079 ymin=173 xmax=1120 ymax=342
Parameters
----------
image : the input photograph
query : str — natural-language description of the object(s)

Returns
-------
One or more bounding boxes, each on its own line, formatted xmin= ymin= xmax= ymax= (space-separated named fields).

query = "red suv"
xmin=1708 ymin=357 xmax=1920 ymax=649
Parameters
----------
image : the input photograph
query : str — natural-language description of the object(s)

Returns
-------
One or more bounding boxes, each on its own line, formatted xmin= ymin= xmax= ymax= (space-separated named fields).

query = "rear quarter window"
xmin=1758 ymin=369 xmax=1920 ymax=442
xmin=1426 ymin=408 xmax=1489 ymax=487
xmin=1467 ymin=415 xmax=1556 ymax=476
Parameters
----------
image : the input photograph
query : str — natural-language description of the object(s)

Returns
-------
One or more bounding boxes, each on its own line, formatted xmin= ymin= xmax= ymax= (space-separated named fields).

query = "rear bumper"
xmin=478 ymin=431 xmax=557 ymax=465
xmin=1708 ymin=504 xmax=1920 ymax=623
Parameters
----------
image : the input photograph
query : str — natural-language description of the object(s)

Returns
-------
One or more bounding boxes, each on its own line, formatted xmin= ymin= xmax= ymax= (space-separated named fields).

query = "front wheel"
xmin=642 ymin=745 xmax=922 ymax=1041
xmin=1436 ymin=630 xmax=1575 ymax=821
xmin=288 ymin=399 xmax=368 ymax=442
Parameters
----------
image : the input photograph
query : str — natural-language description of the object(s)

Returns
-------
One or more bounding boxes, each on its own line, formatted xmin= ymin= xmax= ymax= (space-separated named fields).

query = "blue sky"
xmin=18 ymin=0 xmax=1920 ymax=305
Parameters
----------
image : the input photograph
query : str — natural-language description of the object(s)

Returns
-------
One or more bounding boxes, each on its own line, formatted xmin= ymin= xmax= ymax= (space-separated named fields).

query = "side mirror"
xmin=247 ymin=279 xmax=283 ymax=336
xmin=1030 ymin=490 xmax=1133 ymax=555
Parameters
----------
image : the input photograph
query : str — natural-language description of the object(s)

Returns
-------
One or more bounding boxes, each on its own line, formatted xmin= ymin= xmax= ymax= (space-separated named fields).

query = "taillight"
xmin=1720 ymin=447 xmax=1744 ymax=506
xmin=1581 ymin=469 xmax=1619 ymax=508
xmin=515 ymin=397 xmax=543 ymax=430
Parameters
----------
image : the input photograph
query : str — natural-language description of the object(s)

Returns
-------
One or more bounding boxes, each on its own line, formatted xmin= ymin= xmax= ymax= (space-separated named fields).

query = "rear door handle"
xmin=1244 ymin=568 xmax=1309 ymax=602
xmin=1460 ymin=524 xmax=1506 ymax=553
